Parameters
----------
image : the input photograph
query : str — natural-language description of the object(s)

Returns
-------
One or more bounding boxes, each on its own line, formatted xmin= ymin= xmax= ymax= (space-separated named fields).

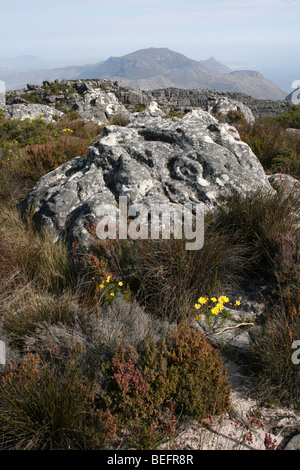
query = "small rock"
xmin=284 ymin=434 xmax=300 ymax=450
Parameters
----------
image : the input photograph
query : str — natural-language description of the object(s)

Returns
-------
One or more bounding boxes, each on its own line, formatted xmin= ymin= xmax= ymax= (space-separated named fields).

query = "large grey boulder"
xmin=25 ymin=109 xmax=273 ymax=250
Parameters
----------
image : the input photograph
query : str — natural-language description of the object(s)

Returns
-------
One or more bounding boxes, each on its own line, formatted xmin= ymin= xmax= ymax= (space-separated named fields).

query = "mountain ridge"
xmin=1 ymin=47 xmax=286 ymax=100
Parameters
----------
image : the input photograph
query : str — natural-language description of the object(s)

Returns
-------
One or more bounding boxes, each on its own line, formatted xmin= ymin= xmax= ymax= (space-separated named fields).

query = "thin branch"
xmin=214 ymin=323 xmax=254 ymax=336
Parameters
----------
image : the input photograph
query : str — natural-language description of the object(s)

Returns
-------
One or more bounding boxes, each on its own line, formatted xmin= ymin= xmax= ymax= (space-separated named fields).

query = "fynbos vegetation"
xmin=0 ymin=95 xmax=299 ymax=450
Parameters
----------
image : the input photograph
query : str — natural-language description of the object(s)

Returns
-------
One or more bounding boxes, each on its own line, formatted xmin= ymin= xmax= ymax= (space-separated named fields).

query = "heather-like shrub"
xmin=227 ymin=109 xmax=246 ymax=125
xmin=160 ymin=323 xmax=231 ymax=419
xmin=0 ymin=113 xmax=101 ymax=203
xmin=6 ymin=295 xmax=166 ymax=389
xmin=56 ymin=116 xmax=102 ymax=141
xmin=19 ymin=134 xmax=89 ymax=184
xmin=101 ymin=323 xmax=231 ymax=448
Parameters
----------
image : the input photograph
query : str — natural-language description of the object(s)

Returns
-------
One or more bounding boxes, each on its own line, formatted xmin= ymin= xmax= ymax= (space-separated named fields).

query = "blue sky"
xmin=0 ymin=0 xmax=300 ymax=91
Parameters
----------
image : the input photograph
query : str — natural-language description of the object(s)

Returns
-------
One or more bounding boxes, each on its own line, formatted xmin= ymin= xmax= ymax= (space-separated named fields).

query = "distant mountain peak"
xmin=1 ymin=47 xmax=287 ymax=100
xmin=77 ymin=48 xmax=285 ymax=99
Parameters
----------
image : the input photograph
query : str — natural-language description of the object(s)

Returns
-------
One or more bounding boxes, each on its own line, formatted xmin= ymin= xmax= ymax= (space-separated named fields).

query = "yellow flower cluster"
xmin=194 ymin=295 xmax=240 ymax=321
xmin=62 ymin=128 xmax=74 ymax=133
xmin=96 ymin=275 xmax=124 ymax=299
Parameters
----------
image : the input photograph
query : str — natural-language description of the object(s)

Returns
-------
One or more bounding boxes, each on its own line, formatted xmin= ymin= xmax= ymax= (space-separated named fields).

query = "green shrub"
xmin=0 ymin=108 xmax=6 ymax=123
xmin=272 ymin=105 xmax=300 ymax=129
xmin=20 ymin=91 xmax=45 ymax=104
xmin=0 ymin=117 xmax=58 ymax=148
xmin=101 ymin=323 xmax=231 ymax=448
xmin=41 ymin=82 xmax=77 ymax=97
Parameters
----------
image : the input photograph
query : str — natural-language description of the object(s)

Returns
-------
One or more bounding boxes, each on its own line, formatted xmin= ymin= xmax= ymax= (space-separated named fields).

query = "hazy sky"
xmin=0 ymin=0 xmax=300 ymax=91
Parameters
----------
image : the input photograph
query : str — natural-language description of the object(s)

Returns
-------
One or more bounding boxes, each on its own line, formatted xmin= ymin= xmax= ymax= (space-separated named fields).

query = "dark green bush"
xmin=272 ymin=105 xmax=300 ymax=129
xmin=0 ymin=117 xmax=58 ymax=148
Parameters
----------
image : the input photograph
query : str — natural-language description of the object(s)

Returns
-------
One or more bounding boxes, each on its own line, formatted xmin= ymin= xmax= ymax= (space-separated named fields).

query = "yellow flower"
xmin=118 ymin=282 xmax=123 ymax=287
xmin=211 ymin=297 xmax=217 ymax=302
xmin=216 ymin=303 xmax=224 ymax=311
xmin=110 ymin=293 xmax=115 ymax=297
xmin=106 ymin=275 xmax=111 ymax=283
xmin=196 ymin=314 xmax=202 ymax=321
xmin=195 ymin=304 xmax=201 ymax=310
xmin=211 ymin=307 xmax=220 ymax=315
xmin=99 ymin=284 xmax=105 ymax=289
xmin=218 ymin=296 xmax=229 ymax=304
xmin=198 ymin=297 xmax=208 ymax=305
xmin=235 ymin=300 xmax=241 ymax=306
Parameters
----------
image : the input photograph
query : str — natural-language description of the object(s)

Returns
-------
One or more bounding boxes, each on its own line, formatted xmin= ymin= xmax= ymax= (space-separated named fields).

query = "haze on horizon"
xmin=1 ymin=0 xmax=300 ymax=92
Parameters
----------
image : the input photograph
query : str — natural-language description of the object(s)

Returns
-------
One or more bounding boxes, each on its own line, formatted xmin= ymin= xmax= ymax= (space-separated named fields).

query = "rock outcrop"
xmin=25 ymin=107 xmax=273 ymax=250
xmin=207 ymin=96 xmax=255 ymax=123
xmin=3 ymin=103 xmax=64 ymax=122
xmin=71 ymin=88 xmax=130 ymax=124
xmin=5 ymin=79 xmax=294 ymax=124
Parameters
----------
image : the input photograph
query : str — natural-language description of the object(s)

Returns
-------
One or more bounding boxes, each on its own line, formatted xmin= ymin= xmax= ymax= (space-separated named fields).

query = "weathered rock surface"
xmin=72 ymin=88 xmax=130 ymax=124
xmin=25 ymin=108 xmax=273 ymax=250
xmin=284 ymin=434 xmax=300 ymax=450
xmin=3 ymin=103 xmax=64 ymax=122
xmin=207 ymin=96 xmax=255 ymax=123
xmin=268 ymin=173 xmax=300 ymax=193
